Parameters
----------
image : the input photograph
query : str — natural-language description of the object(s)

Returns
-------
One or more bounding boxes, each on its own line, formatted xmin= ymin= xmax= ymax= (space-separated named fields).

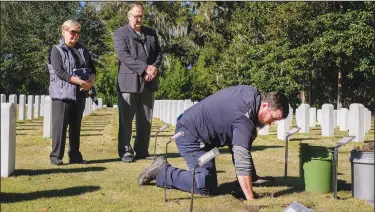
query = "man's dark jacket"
xmin=178 ymin=85 xmax=262 ymax=150
xmin=114 ymin=25 xmax=162 ymax=93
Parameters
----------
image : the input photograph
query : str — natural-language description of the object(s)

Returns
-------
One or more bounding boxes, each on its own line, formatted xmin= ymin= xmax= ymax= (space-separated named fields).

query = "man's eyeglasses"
xmin=129 ymin=13 xmax=144 ymax=20
xmin=66 ymin=30 xmax=80 ymax=35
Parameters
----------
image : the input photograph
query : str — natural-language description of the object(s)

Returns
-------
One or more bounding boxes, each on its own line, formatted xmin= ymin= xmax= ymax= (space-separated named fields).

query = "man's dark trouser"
xmin=50 ymin=96 xmax=86 ymax=161
xmin=117 ymin=92 xmax=154 ymax=158
xmin=155 ymin=123 xmax=218 ymax=195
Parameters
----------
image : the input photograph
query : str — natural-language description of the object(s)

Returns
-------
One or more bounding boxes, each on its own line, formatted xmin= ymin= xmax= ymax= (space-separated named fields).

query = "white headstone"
xmin=162 ymin=100 xmax=167 ymax=123
xmin=34 ymin=95 xmax=40 ymax=118
xmin=321 ymin=104 xmax=334 ymax=136
xmin=27 ymin=95 xmax=34 ymax=120
xmin=299 ymin=104 xmax=310 ymax=133
xmin=288 ymin=105 xmax=293 ymax=126
xmin=317 ymin=109 xmax=322 ymax=126
xmin=156 ymin=100 xmax=161 ymax=118
xmin=98 ymin=98 xmax=103 ymax=108
xmin=177 ymin=100 xmax=185 ymax=118
xmin=160 ymin=100 xmax=165 ymax=122
xmin=167 ymin=100 xmax=172 ymax=124
xmin=363 ymin=108 xmax=371 ymax=133
xmin=89 ymin=98 xmax=93 ymax=114
xmin=43 ymin=96 xmax=52 ymax=138
xmin=339 ymin=108 xmax=349 ymax=131
xmin=8 ymin=94 xmax=17 ymax=106
xmin=366 ymin=110 xmax=372 ymax=132
xmin=83 ymin=98 xmax=88 ymax=117
xmin=103 ymin=104 xmax=107 ymax=108
xmin=258 ymin=125 xmax=269 ymax=135
xmin=349 ymin=103 xmax=364 ymax=142
xmin=183 ymin=99 xmax=193 ymax=111
xmin=0 ymin=94 xmax=6 ymax=103
xmin=336 ymin=109 xmax=340 ymax=128
xmin=113 ymin=104 xmax=118 ymax=109
xmin=171 ymin=100 xmax=178 ymax=126
xmin=309 ymin=107 xmax=316 ymax=127
xmin=1 ymin=103 xmax=17 ymax=177
xmin=333 ymin=110 xmax=338 ymax=128
xmin=369 ymin=111 xmax=372 ymax=132
xmin=153 ymin=100 xmax=158 ymax=117
xmin=18 ymin=94 xmax=26 ymax=121
xmin=40 ymin=95 xmax=45 ymax=117
xmin=295 ymin=108 xmax=301 ymax=128
xmin=277 ymin=119 xmax=290 ymax=141
xmin=159 ymin=100 xmax=163 ymax=119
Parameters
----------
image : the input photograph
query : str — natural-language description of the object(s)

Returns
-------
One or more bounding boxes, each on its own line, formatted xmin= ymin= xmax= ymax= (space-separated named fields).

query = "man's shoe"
xmin=137 ymin=157 xmax=166 ymax=186
xmin=50 ymin=159 xmax=63 ymax=166
xmin=121 ymin=155 xmax=135 ymax=163
xmin=69 ymin=159 xmax=88 ymax=164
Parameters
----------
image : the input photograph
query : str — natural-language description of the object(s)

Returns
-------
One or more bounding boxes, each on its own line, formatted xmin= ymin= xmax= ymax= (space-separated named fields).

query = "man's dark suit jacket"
xmin=114 ymin=25 xmax=162 ymax=93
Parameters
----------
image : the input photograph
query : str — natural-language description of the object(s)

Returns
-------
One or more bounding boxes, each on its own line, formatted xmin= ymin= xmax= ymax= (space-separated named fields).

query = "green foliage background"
xmin=1 ymin=2 xmax=374 ymax=109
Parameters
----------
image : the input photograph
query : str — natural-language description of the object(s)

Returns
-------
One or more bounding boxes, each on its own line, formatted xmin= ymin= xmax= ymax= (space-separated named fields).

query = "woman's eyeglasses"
xmin=66 ymin=30 xmax=80 ymax=35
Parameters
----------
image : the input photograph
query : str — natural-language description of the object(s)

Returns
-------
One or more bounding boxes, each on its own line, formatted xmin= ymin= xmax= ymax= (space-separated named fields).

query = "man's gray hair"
xmin=128 ymin=2 xmax=144 ymax=14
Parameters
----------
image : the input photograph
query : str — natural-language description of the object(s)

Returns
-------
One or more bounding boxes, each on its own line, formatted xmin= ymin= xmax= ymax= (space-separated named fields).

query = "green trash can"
xmin=299 ymin=143 xmax=333 ymax=193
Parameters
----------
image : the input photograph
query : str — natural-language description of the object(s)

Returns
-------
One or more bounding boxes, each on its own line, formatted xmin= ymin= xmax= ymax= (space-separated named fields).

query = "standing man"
xmin=114 ymin=3 xmax=162 ymax=163
xmin=137 ymin=85 xmax=289 ymax=200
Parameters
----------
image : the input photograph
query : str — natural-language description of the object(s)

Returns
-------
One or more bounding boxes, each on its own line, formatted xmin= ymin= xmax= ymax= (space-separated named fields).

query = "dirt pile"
xmin=353 ymin=142 xmax=374 ymax=152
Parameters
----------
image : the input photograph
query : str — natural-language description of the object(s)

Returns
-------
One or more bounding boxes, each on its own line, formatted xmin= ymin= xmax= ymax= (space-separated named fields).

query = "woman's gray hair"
xmin=61 ymin=20 xmax=81 ymax=34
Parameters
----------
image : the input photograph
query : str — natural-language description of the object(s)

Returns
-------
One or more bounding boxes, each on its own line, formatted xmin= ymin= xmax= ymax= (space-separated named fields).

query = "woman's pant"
xmin=50 ymin=97 xmax=86 ymax=161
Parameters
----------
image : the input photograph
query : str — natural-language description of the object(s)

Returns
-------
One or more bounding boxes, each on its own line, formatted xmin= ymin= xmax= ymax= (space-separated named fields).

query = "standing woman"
xmin=47 ymin=20 xmax=96 ymax=165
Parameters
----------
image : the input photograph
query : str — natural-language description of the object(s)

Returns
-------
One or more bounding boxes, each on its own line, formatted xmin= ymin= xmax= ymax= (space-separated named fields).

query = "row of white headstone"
xmin=259 ymin=103 xmax=372 ymax=142
xmin=1 ymin=94 xmax=105 ymax=121
xmin=1 ymin=95 xmax=104 ymax=177
xmin=153 ymin=99 xmax=198 ymax=126
xmin=1 ymin=94 xmax=46 ymax=120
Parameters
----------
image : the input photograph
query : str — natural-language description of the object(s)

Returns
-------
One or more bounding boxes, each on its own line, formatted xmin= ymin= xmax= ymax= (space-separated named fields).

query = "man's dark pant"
xmin=117 ymin=92 xmax=154 ymax=158
xmin=50 ymin=96 xmax=86 ymax=161
xmin=155 ymin=123 xmax=218 ymax=195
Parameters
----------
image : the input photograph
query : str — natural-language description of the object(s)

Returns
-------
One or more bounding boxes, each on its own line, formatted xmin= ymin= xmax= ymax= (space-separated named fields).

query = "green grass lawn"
xmin=1 ymin=108 xmax=374 ymax=212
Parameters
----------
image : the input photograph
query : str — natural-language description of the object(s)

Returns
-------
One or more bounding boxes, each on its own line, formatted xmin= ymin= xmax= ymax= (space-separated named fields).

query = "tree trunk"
xmin=300 ymin=90 xmax=306 ymax=104
xmin=337 ymin=70 xmax=342 ymax=110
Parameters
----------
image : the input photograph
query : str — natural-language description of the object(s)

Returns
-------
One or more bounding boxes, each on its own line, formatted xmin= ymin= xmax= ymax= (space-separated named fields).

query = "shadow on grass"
xmin=1 ymin=186 xmax=101 ymax=203
xmin=219 ymin=145 xmax=283 ymax=155
xmin=16 ymin=133 xmax=29 ymax=135
xmin=167 ymin=195 xmax=205 ymax=202
xmin=89 ymin=113 xmax=112 ymax=117
xmin=81 ymin=133 xmax=103 ymax=137
xmin=80 ymin=128 xmax=104 ymax=132
xmin=81 ymin=122 xmax=109 ymax=125
xmin=16 ymin=128 xmax=40 ymax=130
xmin=290 ymin=137 xmax=317 ymax=141
xmin=13 ymin=167 xmax=106 ymax=176
xmin=337 ymin=179 xmax=351 ymax=191
xmin=17 ymin=124 xmax=43 ymax=127
xmin=81 ymin=124 xmax=107 ymax=128
xmin=217 ymin=176 xmax=305 ymax=199
xmin=150 ymin=134 xmax=177 ymax=138
xmin=87 ymin=158 xmax=120 ymax=164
